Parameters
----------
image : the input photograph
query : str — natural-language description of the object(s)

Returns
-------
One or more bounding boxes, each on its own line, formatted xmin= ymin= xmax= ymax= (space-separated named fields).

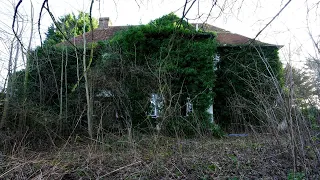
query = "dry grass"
xmin=0 ymin=133 xmax=319 ymax=179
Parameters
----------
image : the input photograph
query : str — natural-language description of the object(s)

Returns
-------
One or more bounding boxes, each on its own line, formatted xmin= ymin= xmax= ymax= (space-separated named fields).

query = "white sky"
xmin=0 ymin=0 xmax=320 ymax=88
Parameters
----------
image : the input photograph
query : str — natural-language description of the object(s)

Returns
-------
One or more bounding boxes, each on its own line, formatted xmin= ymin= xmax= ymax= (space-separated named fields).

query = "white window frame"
xmin=185 ymin=97 xmax=193 ymax=116
xmin=213 ymin=54 xmax=220 ymax=71
xmin=149 ymin=93 xmax=164 ymax=118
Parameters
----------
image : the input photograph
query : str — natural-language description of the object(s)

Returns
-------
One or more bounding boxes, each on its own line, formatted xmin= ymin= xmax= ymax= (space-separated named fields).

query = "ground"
xmin=0 ymin=133 xmax=319 ymax=179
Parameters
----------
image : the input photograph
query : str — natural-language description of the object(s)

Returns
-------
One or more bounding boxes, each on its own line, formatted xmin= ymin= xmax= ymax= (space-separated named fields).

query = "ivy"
xmin=213 ymin=46 xmax=283 ymax=130
xmin=11 ymin=13 xmax=283 ymax=135
xmin=99 ymin=13 xmax=217 ymax=136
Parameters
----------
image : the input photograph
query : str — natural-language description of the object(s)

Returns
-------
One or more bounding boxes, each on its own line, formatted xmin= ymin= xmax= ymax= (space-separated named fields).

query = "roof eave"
xmin=218 ymin=43 xmax=283 ymax=49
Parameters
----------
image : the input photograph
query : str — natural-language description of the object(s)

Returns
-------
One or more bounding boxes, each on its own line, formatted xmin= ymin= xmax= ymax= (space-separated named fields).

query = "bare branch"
xmin=251 ymin=0 xmax=293 ymax=43
xmin=38 ymin=0 xmax=48 ymax=46
xmin=12 ymin=0 xmax=26 ymax=51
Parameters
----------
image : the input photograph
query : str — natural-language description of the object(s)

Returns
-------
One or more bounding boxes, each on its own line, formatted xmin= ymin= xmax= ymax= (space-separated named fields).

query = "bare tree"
xmin=0 ymin=3 xmax=24 ymax=128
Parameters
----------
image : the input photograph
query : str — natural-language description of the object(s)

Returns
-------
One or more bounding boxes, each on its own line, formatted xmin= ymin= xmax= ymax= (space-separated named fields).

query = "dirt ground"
xmin=0 ymin=133 xmax=319 ymax=179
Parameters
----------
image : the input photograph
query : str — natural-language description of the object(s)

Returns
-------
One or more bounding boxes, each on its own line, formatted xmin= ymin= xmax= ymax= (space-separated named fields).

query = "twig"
xmin=251 ymin=0 xmax=293 ymax=43
xmin=98 ymin=161 xmax=142 ymax=179
xmin=0 ymin=163 xmax=27 ymax=178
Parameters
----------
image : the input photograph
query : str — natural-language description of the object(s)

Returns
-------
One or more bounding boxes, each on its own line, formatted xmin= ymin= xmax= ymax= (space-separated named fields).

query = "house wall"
xmin=206 ymin=104 xmax=214 ymax=123
xmin=213 ymin=45 xmax=283 ymax=130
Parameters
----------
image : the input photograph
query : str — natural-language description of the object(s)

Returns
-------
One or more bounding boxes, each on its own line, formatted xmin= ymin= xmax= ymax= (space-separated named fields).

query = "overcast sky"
xmin=0 ymin=0 xmax=319 ymax=87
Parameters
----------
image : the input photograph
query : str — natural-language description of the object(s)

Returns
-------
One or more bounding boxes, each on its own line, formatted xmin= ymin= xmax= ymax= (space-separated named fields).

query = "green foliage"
xmin=207 ymin=162 xmax=220 ymax=172
xmin=302 ymin=106 xmax=320 ymax=142
xmin=10 ymin=13 xmax=216 ymax=136
xmin=25 ymin=47 xmax=82 ymax=103
xmin=213 ymin=46 xmax=283 ymax=129
xmin=228 ymin=178 xmax=239 ymax=180
xmin=11 ymin=44 xmax=105 ymax=134
xmin=9 ymin=12 xmax=285 ymax=137
xmin=302 ymin=106 xmax=318 ymax=125
xmin=285 ymin=65 xmax=316 ymax=107
xmin=149 ymin=12 xmax=194 ymax=31
xmin=44 ymin=12 xmax=98 ymax=46
xmin=210 ymin=123 xmax=225 ymax=138
xmin=287 ymin=171 xmax=305 ymax=180
xmin=100 ymin=13 xmax=217 ymax=136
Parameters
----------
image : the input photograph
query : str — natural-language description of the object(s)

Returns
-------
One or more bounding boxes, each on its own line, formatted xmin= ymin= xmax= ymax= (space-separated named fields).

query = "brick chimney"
xmin=99 ymin=17 xmax=110 ymax=29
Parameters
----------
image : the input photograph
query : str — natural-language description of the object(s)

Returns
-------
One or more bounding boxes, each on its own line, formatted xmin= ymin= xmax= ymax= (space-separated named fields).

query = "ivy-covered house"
xmin=55 ymin=14 xmax=283 ymax=133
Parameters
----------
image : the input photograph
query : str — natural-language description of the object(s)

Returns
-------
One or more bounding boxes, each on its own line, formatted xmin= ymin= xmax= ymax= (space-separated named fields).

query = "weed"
xmin=228 ymin=177 xmax=239 ymax=180
xmin=200 ymin=175 xmax=210 ymax=180
xmin=210 ymin=123 xmax=225 ymax=138
xmin=228 ymin=154 xmax=238 ymax=164
xmin=287 ymin=171 xmax=305 ymax=180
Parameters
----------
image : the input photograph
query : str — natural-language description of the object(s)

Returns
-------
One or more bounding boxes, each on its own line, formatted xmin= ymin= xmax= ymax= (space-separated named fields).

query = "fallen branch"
xmin=0 ymin=163 xmax=27 ymax=178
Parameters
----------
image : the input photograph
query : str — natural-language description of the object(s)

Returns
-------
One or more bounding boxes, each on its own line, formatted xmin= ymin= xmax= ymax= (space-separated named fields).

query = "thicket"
xmin=1 ymin=3 xmax=319 ymax=179
xmin=8 ymin=45 xmax=104 ymax=136
xmin=6 ymin=13 xmax=217 ymax=138
xmin=0 ymin=12 xmax=100 ymax=139
xmin=213 ymin=46 xmax=284 ymax=130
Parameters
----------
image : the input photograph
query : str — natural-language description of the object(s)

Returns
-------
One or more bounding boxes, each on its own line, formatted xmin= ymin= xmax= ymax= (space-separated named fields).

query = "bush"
xmin=210 ymin=123 xmax=225 ymax=138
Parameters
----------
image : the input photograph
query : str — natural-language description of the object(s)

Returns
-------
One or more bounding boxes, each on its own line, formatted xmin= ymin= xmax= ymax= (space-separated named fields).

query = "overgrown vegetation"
xmin=0 ymin=134 xmax=318 ymax=179
xmin=11 ymin=45 xmax=104 ymax=136
xmin=0 ymin=6 xmax=320 ymax=178
xmin=44 ymin=12 xmax=98 ymax=46
xmin=98 ymin=13 xmax=217 ymax=136
xmin=214 ymin=46 xmax=283 ymax=131
xmin=3 ymin=13 xmax=217 ymax=137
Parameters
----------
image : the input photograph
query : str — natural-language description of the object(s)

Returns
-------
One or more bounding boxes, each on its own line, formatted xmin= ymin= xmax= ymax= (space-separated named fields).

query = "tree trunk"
xmin=82 ymin=16 xmax=93 ymax=138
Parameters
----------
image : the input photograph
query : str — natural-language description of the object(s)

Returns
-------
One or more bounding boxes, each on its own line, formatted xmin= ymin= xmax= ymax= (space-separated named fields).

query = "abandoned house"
xmin=58 ymin=16 xmax=283 ymax=130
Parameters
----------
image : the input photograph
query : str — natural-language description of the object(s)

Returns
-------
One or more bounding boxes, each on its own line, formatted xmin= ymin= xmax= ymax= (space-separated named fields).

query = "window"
xmin=149 ymin=94 xmax=194 ymax=117
xmin=185 ymin=97 xmax=193 ymax=116
xmin=206 ymin=104 xmax=214 ymax=123
xmin=149 ymin=93 xmax=164 ymax=118
xmin=213 ymin=54 xmax=220 ymax=71
xmin=96 ymin=90 xmax=113 ymax=97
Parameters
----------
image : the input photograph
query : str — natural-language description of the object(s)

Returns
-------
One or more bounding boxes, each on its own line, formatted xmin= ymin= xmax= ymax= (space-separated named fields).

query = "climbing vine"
xmin=213 ymin=46 xmax=283 ymax=130
xmin=99 ymin=13 xmax=217 ymax=136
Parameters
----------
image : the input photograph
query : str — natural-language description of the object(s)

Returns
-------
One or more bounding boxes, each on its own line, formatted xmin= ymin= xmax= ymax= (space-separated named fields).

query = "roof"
xmin=59 ymin=26 xmax=128 ymax=46
xmin=59 ymin=23 xmax=281 ymax=48
xmin=192 ymin=23 xmax=281 ymax=47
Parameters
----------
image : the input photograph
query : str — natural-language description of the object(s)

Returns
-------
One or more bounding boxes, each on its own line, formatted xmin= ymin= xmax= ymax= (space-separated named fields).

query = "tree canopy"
xmin=43 ymin=12 xmax=98 ymax=46
xmin=285 ymin=65 xmax=316 ymax=106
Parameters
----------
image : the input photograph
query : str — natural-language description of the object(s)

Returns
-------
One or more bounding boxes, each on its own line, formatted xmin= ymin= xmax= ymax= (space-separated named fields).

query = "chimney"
xmin=99 ymin=17 xmax=110 ymax=29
